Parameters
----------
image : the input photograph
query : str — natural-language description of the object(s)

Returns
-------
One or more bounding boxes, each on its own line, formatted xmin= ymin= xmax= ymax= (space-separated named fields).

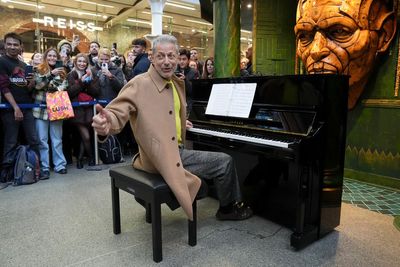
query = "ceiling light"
xmin=247 ymin=4 xmax=252 ymax=8
xmin=185 ymin=19 xmax=212 ymax=26
xmin=1 ymin=0 xmax=44 ymax=9
xmin=74 ymin=0 xmax=114 ymax=8
xmin=165 ymin=2 xmax=195 ymax=11
xmin=141 ymin=11 xmax=173 ymax=19
xmin=240 ymin=29 xmax=252 ymax=34
xmin=126 ymin=18 xmax=152 ymax=26
xmin=64 ymin=9 xmax=103 ymax=17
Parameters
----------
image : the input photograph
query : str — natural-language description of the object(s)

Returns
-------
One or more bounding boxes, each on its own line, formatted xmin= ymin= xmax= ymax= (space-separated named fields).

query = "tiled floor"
xmin=342 ymin=178 xmax=400 ymax=216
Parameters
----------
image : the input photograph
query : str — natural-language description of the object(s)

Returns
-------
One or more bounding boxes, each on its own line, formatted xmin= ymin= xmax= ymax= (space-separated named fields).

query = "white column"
xmin=148 ymin=0 xmax=166 ymax=36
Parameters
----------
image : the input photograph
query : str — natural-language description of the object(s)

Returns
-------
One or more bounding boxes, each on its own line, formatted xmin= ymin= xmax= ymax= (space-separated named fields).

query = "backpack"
xmin=0 ymin=148 xmax=19 ymax=183
xmin=98 ymin=135 xmax=123 ymax=164
xmin=13 ymin=145 xmax=40 ymax=185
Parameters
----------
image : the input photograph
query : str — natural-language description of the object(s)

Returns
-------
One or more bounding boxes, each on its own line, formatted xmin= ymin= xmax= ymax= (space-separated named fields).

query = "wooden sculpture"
xmin=295 ymin=0 xmax=397 ymax=109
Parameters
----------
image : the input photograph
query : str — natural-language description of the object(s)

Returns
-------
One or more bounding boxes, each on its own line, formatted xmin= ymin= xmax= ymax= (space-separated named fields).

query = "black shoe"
xmin=55 ymin=168 xmax=67 ymax=174
xmin=77 ymin=160 xmax=84 ymax=169
xmin=216 ymin=202 xmax=253 ymax=221
xmin=88 ymin=158 xmax=96 ymax=166
xmin=39 ymin=170 xmax=50 ymax=180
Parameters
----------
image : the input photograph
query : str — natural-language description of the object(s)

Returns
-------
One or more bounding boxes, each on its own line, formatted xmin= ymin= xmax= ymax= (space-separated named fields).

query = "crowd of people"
xmin=1 ymin=33 xmax=249 ymax=189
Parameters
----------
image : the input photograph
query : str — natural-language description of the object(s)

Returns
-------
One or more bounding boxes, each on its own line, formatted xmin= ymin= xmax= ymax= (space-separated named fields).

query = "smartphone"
xmin=55 ymin=60 xmax=64 ymax=68
xmin=25 ymin=65 xmax=33 ymax=78
xmin=73 ymin=34 xmax=80 ymax=42
xmin=174 ymin=70 xmax=183 ymax=77
xmin=60 ymin=47 xmax=67 ymax=57
xmin=101 ymin=62 xmax=108 ymax=70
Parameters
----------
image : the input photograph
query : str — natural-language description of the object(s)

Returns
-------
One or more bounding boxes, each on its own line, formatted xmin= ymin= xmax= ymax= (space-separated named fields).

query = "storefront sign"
xmin=32 ymin=16 xmax=103 ymax=32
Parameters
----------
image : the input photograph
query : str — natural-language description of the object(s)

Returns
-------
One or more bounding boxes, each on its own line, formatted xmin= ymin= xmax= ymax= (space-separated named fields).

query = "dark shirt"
xmin=177 ymin=66 xmax=197 ymax=113
xmin=128 ymin=53 xmax=150 ymax=80
xmin=0 ymin=55 xmax=32 ymax=104
xmin=93 ymin=63 xmax=125 ymax=102
xmin=246 ymin=62 xmax=253 ymax=75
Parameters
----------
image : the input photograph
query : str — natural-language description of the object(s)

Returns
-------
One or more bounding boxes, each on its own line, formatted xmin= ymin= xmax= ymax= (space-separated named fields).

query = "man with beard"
xmin=125 ymin=38 xmax=150 ymax=81
xmin=294 ymin=0 xmax=396 ymax=109
xmin=88 ymin=41 xmax=100 ymax=67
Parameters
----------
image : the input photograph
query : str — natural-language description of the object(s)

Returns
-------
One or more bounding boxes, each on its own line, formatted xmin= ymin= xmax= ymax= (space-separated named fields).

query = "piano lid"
xmin=191 ymin=75 xmax=325 ymax=107
xmin=190 ymin=75 xmax=327 ymax=136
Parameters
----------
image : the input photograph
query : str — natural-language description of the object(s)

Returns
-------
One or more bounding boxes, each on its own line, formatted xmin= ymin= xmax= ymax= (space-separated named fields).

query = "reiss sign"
xmin=32 ymin=16 xmax=103 ymax=32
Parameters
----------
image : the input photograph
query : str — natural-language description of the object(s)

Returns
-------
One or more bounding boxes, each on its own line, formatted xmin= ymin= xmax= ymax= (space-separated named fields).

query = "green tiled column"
xmin=213 ymin=0 xmax=240 ymax=77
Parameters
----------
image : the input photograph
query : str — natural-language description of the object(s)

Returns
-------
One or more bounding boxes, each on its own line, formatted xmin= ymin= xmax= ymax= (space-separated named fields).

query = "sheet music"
xmin=205 ymin=83 xmax=257 ymax=118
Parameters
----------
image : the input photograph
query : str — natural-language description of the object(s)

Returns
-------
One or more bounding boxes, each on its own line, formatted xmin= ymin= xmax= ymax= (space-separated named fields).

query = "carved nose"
xmin=310 ymin=32 xmax=330 ymax=61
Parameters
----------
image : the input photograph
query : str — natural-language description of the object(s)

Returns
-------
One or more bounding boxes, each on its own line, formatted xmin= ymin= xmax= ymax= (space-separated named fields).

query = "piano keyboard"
xmin=187 ymin=127 xmax=290 ymax=148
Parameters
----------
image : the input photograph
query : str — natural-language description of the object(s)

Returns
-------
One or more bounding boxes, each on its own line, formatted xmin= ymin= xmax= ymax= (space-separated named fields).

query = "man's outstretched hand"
xmin=92 ymin=104 xmax=112 ymax=136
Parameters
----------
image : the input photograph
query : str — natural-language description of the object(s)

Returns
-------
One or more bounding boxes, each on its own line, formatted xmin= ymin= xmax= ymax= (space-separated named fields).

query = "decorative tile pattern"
xmin=342 ymin=178 xmax=400 ymax=216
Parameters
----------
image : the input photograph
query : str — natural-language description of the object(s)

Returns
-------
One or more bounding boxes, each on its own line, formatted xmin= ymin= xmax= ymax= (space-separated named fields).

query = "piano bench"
xmin=109 ymin=165 xmax=197 ymax=263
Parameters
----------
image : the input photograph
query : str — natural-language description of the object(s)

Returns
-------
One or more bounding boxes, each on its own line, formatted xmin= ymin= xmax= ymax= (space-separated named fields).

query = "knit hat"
xmin=57 ymin=39 xmax=72 ymax=51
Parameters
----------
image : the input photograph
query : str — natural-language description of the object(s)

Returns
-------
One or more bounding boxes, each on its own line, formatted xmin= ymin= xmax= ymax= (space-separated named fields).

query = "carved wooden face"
xmin=295 ymin=0 xmax=395 ymax=109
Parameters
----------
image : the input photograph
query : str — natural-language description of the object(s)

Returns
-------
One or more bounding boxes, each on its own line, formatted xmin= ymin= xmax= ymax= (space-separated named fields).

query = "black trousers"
xmin=0 ymin=109 xmax=39 ymax=164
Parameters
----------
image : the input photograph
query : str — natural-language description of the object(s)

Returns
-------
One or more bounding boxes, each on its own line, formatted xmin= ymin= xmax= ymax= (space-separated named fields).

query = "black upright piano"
xmin=187 ymin=75 xmax=349 ymax=249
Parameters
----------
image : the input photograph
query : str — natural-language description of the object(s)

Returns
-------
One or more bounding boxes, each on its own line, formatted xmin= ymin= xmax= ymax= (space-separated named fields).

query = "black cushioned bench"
xmin=110 ymin=165 xmax=197 ymax=263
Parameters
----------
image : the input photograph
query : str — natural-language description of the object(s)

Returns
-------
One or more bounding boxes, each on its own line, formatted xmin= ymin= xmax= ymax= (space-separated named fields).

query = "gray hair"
xmin=152 ymin=34 xmax=179 ymax=54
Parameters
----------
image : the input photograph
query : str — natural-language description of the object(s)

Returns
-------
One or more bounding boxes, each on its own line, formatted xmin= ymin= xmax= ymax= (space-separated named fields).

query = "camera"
xmin=111 ymin=56 xmax=121 ymax=67
xmin=101 ymin=62 xmax=108 ymax=70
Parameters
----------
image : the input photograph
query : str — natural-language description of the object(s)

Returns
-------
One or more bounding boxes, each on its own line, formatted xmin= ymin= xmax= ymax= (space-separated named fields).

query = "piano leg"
xmin=290 ymin=161 xmax=319 ymax=250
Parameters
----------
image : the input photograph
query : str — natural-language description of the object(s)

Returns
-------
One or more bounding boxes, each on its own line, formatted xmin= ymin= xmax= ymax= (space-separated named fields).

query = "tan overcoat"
xmin=105 ymin=65 xmax=201 ymax=220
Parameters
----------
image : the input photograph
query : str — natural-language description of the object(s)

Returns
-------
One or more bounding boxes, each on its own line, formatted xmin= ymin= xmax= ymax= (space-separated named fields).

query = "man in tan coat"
xmin=92 ymin=35 xmax=252 ymax=221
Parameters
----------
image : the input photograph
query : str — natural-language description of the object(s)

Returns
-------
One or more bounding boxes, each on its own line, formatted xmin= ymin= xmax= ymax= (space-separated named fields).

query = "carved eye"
xmin=327 ymin=25 xmax=354 ymax=41
xmin=297 ymin=31 xmax=315 ymax=46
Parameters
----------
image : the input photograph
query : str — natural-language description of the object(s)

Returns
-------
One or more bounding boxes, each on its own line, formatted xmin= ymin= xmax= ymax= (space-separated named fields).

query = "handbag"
xmin=46 ymin=91 xmax=75 ymax=121
xmin=77 ymin=92 xmax=94 ymax=102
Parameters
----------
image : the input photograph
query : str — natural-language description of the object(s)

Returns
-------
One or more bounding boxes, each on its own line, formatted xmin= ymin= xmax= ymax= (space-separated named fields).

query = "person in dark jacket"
xmin=92 ymin=48 xmax=124 ymax=102
xmin=0 ymin=32 xmax=39 ymax=187
xmin=67 ymin=53 xmax=100 ymax=168
xmin=176 ymin=48 xmax=198 ymax=114
xmin=125 ymin=38 xmax=150 ymax=81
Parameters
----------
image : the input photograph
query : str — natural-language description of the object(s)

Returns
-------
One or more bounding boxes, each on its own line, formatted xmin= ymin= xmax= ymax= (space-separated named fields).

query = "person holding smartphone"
xmin=32 ymin=48 xmax=68 ymax=179
xmin=92 ymin=48 xmax=124 ymax=103
xmin=57 ymin=39 xmax=74 ymax=73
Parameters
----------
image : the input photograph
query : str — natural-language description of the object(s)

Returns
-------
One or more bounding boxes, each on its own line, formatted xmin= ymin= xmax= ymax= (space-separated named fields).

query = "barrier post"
xmin=93 ymin=103 xmax=99 ymax=165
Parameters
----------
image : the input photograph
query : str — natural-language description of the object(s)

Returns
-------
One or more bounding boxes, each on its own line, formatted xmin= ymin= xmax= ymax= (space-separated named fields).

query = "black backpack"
xmin=13 ymin=145 xmax=40 ymax=185
xmin=0 ymin=145 xmax=40 ymax=185
xmin=98 ymin=135 xmax=123 ymax=164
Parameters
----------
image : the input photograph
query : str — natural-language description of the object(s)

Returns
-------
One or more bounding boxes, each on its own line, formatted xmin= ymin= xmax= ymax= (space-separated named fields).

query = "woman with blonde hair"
xmin=32 ymin=47 xmax=68 ymax=179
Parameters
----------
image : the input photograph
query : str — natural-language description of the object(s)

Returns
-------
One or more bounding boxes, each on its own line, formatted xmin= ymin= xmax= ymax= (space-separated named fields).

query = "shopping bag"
xmin=46 ymin=91 xmax=75 ymax=121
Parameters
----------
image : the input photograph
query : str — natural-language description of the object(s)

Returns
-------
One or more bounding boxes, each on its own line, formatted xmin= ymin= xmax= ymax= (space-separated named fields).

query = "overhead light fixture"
xmin=126 ymin=18 xmax=152 ymax=26
xmin=64 ymin=9 xmax=103 ymax=17
xmin=166 ymin=1 xmax=195 ymax=11
xmin=1 ymin=0 xmax=44 ymax=9
xmin=240 ymin=29 xmax=252 ymax=34
xmin=74 ymin=0 xmax=114 ymax=8
xmin=185 ymin=19 xmax=212 ymax=26
xmin=247 ymin=4 xmax=252 ymax=8
xmin=141 ymin=11 xmax=173 ymax=19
